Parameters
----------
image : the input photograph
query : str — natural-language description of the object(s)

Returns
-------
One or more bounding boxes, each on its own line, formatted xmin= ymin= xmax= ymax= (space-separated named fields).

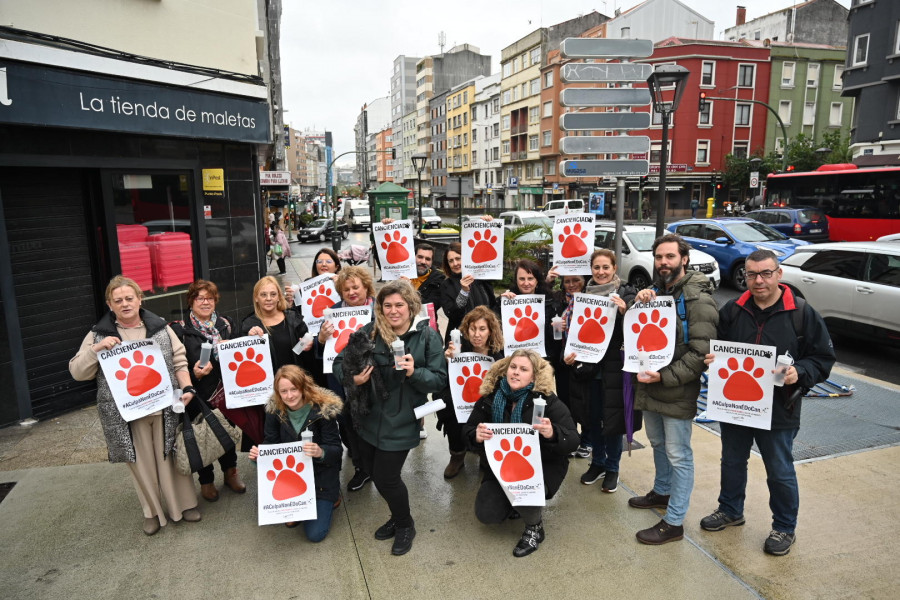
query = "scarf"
xmin=492 ymin=377 xmax=535 ymax=424
xmin=563 ymin=291 xmax=576 ymax=334
xmin=189 ymin=310 xmax=222 ymax=360
xmin=586 ymin=274 xmax=621 ymax=298
xmin=411 ymin=269 xmax=430 ymax=290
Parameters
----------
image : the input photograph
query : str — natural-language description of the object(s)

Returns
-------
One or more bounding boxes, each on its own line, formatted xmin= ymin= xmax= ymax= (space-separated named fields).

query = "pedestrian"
xmin=628 ymin=233 xmax=719 ymax=545
xmin=699 ymin=249 xmax=834 ymax=556
xmin=270 ymin=218 xmax=291 ymax=275
xmin=691 ymin=198 xmax=700 ymax=218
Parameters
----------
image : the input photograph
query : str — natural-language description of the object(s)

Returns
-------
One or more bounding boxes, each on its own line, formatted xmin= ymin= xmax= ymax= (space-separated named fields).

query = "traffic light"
xmin=786 ymin=165 xmax=795 ymax=171
xmin=699 ymin=92 xmax=708 ymax=113
xmin=390 ymin=148 xmax=396 ymax=160
xmin=639 ymin=175 xmax=648 ymax=189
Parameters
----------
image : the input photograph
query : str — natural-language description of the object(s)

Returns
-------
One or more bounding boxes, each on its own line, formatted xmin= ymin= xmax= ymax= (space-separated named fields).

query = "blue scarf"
xmin=492 ymin=377 xmax=534 ymax=424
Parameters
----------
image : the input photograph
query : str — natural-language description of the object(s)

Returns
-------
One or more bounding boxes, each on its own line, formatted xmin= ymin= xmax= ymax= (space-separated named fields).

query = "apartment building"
xmin=375 ymin=128 xmax=394 ymax=183
xmin=429 ymin=89 xmax=449 ymax=203
xmin=354 ymin=96 xmax=390 ymax=190
xmin=471 ymin=74 xmax=503 ymax=209
xmin=446 ymin=79 xmax=477 ymax=204
xmin=391 ymin=55 xmax=420 ymax=188
xmin=725 ymin=1 xmax=848 ymax=47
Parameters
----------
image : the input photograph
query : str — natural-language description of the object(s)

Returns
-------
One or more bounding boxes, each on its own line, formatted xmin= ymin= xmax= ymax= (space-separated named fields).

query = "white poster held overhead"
xmin=622 ymin=296 xmax=677 ymax=373
xmin=256 ymin=442 xmax=317 ymax=525
xmin=299 ymin=274 xmax=339 ymax=335
xmin=564 ymin=293 xmax=617 ymax=364
xmin=501 ymin=295 xmax=546 ymax=356
xmin=552 ymin=213 xmax=595 ymax=275
xmin=322 ymin=305 xmax=372 ymax=374
xmin=219 ymin=335 xmax=275 ymax=408
xmin=448 ymin=353 xmax=495 ymax=423
xmin=98 ymin=339 xmax=173 ymax=422
xmin=372 ymin=220 xmax=416 ymax=280
xmin=483 ymin=424 xmax=545 ymax=507
xmin=461 ymin=219 xmax=504 ymax=280
xmin=705 ymin=340 xmax=777 ymax=430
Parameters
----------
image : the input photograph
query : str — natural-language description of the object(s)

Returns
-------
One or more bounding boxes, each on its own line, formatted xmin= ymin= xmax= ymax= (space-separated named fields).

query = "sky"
xmin=280 ymin=0 xmax=851 ymax=166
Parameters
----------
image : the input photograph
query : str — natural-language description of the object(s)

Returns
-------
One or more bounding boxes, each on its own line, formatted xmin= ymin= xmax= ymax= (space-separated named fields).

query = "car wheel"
xmin=319 ymin=233 xmax=326 ymax=243
xmin=731 ymin=261 xmax=747 ymax=291
xmin=629 ymin=269 xmax=652 ymax=290
xmin=342 ymin=229 xmax=349 ymax=239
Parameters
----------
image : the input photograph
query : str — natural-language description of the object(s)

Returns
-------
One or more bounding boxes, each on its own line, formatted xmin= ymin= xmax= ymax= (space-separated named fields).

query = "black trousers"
xmin=276 ymin=256 xmax=286 ymax=274
xmin=475 ymin=474 xmax=542 ymax=526
xmin=356 ymin=439 xmax=413 ymax=528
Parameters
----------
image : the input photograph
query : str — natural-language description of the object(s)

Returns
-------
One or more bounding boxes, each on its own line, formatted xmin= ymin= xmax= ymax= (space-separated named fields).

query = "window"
xmin=502 ymin=90 xmax=511 ymax=105
xmin=738 ymin=64 xmax=755 ymax=87
xmin=485 ymin=149 xmax=489 ymax=163
xmin=502 ymin=141 xmax=510 ymax=154
xmin=543 ymin=101 xmax=553 ymax=118
xmin=530 ymin=78 xmax=540 ymax=96
xmin=782 ymin=62 xmax=795 ymax=87
xmin=529 ymin=135 xmax=539 ymax=151
xmin=775 ymin=138 xmax=786 ymax=155
xmin=696 ymin=140 xmax=710 ymax=164
xmin=503 ymin=62 xmax=512 ymax=77
xmin=544 ymin=71 xmax=553 ymax=88
xmin=529 ymin=106 xmax=540 ymax=123
xmin=463 ymin=112 xmax=467 ymax=125
xmin=896 ymin=20 xmax=900 ymax=54
xmin=732 ymin=141 xmax=749 ymax=158
xmin=735 ymin=103 xmax=751 ymax=126
xmin=699 ymin=101 xmax=711 ymax=125
xmin=463 ymin=91 xmax=468 ymax=104
xmin=521 ymin=53 xmax=528 ymax=68
xmin=492 ymin=147 xmax=500 ymax=161
xmin=502 ymin=115 xmax=510 ymax=130
xmin=493 ymin=123 xmax=500 ymax=137
xmin=867 ymin=253 xmax=900 ymax=288
xmin=701 ymin=61 xmax=714 ymax=86
xmin=620 ymin=27 xmax=631 ymax=38
xmin=803 ymin=102 xmax=815 ymax=125
xmin=651 ymin=110 xmax=663 ymax=126
xmin=853 ymin=34 xmax=869 ymax=66
xmin=802 ymin=250 xmax=865 ymax=280
xmin=534 ymin=163 xmax=543 ymax=177
xmin=807 ymin=63 xmax=820 ymax=88
xmin=531 ymin=47 xmax=541 ymax=65
xmin=492 ymin=98 xmax=500 ymax=112
xmin=833 ymin=65 xmax=844 ymax=90
xmin=546 ymin=160 xmax=555 ymax=175
xmin=649 ymin=141 xmax=670 ymax=163
xmin=472 ymin=128 xmax=477 ymax=142
xmin=829 ymin=102 xmax=843 ymax=127
xmin=463 ymin=133 xmax=468 ymax=146
xmin=542 ymin=131 xmax=551 ymax=146
xmin=754 ymin=30 xmax=761 ymax=41
xmin=513 ymin=57 xmax=520 ymax=73
xmin=521 ymin=83 xmax=527 ymax=98
xmin=779 ymin=100 xmax=792 ymax=125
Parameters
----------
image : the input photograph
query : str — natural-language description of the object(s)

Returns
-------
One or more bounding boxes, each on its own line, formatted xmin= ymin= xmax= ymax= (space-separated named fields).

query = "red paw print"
xmin=558 ymin=223 xmax=589 ymax=258
xmin=494 ymin=436 xmax=535 ymax=482
xmin=266 ymin=454 xmax=307 ymax=500
xmin=509 ymin=305 xmax=540 ymax=342
xmin=720 ymin=357 xmax=766 ymax=401
xmin=306 ymin=284 xmax=337 ymax=318
xmin=577 ymin=307 xmax=609 ymax=344
xmin=632 ymin=309 xmax=669 ymax=352
xmin=380 ymin=230 xmax=409 ymax=264
xmin=332 ymin=317 xmax=362 ymax=354
xmin=114 ymin=350 xmax=162 ymax=396
xmin=456 ymin=363 xmax=486 ymax=404
xmin=228 ymin=347 xmax=266 ymax=387
xmin=468 ymin=230 xmax=498 ymax=263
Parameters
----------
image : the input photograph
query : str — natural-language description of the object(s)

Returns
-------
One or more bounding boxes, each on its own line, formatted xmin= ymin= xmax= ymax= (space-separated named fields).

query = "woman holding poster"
xmin=241 ymin=276 xmax=310 ymax=373
xmin=333 ymin=280 xmax=447 ymax=556
xmin=499 ymin=259 xmax=562 ymax=363
xmin=440 ymin=242 xmax=498 ymax=345
xmin=249 ymin=365 xmax=343 ymax=542
xmin=69 ymin=276 xmax=200 ymax=536
xmin=464 ymin=350 xmax=578 ymax=557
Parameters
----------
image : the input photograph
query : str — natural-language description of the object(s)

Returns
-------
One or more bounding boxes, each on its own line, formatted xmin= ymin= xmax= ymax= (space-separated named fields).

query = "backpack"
xmin=727 ymin=296 xmax=806 ymax=343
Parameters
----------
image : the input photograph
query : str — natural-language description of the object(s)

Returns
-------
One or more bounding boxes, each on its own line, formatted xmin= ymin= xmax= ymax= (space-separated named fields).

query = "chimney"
xmin=736 ymin=6 xmax=747 ymax=26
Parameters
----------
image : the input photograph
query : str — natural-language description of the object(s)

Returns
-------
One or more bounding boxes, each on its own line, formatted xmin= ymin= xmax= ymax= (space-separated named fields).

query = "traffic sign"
xmin=560 ymin=88 xmax=652 ymax=107
xmin=750 ymin=172 xmax=759 ymax=188
xmin=559 ymin=112 xmax=651 ymax=131
xmin=560 ymin=135 xmax=650 ymax=155
xmin=561 ymin=160 xmax=650 ymax=177
xmin=560 ymin=38 xmax=653 ymax=59
xmin=561 ymin=63 xmax=653 ymax=83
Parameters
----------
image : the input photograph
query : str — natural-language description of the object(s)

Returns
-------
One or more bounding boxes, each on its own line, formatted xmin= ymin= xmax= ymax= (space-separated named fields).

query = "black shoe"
xmin=391 ymin=525 xmax=416 ymax=555
xmin=636 ymin=519 xmax=684 ymax=545
xmin=580 ymin=464 xmax=606 ymax=485
xmin=700 ymin=509 xmax=746 ymax=532
xmin=628 ymin=490 xmax=670 ymax=509
xmin=374 ymin=518 xmax=396 ymax=540
xmin=764 ymin=530 xmax=796 ymax=556
xmin=347 ymin=469 xmax=371 ymax=492
xmin=601 ymin=471 xmax=619 ymax=493
xmin=513 ymin=522 xmax=545 ymax=558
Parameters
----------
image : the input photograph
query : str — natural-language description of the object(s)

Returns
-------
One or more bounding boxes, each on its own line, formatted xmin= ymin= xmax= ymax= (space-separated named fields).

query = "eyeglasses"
xmin=316 ymin=259 xmax=335 ymax=265
xmin=195 ymin=296 xmax=215 ymax=304
xmin=745 ymin=269 xmax=778 ymax=281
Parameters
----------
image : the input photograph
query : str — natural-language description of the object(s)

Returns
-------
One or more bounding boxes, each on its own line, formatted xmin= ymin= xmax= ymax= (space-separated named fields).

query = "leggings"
xmin=356 ymin=439 xmax=413 ymax=528
xmin=475 ymin=474 xmax=542 ymax=526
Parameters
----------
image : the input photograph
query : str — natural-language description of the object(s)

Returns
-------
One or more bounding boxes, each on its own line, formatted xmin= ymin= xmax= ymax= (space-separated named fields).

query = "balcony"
xmin=511 ymin=123 xmax=528 ymax=135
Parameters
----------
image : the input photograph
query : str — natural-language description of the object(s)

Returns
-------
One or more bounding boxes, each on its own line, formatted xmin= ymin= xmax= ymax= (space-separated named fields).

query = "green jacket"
xmin=333 ymin=318 xmax=447 ymax=451
xmin=634 ymin=270 xmax=718 ymax=420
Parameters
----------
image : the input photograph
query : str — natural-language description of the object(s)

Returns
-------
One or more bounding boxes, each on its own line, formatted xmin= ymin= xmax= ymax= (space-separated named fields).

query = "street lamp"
xmin=411 ymin=152 xmax=428 ymax=236
xmin=816 ymin=147 xmax=832 ymax=167
xmin=647 ymin=64 xmax=690 ymax=238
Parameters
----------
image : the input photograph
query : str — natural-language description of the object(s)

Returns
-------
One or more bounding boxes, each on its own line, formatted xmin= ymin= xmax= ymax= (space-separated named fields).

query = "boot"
xmin=224 ymin=468 xmax=246 ymax=494
xmin=443 ymin=451 xmax=466 ymax=479
xmin=200 ymin=483 xmax=219 ymax=502
xmin=513 ymin=521 xmax=545 ymax=557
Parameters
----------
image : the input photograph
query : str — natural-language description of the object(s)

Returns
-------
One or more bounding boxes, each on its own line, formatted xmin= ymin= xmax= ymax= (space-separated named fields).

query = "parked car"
xmin=744 ymin=205 xmax=829 ymax=242
xmin=342 ymin=199 xmax=371 ymax=231
xmin=876 ymin=233 xmax=900 ymax=242
xmin=499 ymin=210 xmax=552 ymax=243
xmin=541 ymin=198 xmax=584 ymax=217
xmin=594 ymin=224 xmax=720 ymax=290
xmin=667 ymin=217 xmax=810 ymax=291
xmin=297 ymin=218 xmax=349 ymax=243
xmin=410 ymin=207 xmax=442 ymax=229
xmin=779 ymin=242 xmax=900 ymax=346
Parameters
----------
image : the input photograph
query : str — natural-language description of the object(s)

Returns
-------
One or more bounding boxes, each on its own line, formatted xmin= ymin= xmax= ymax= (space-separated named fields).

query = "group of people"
xmin=70 ymin=227 xmax=834 ymax=559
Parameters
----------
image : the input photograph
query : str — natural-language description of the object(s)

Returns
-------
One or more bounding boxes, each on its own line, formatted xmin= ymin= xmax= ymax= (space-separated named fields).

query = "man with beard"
xmin=411 ymin=243 xmax=445 ymax=309
xmin=628 ymin=233 xmax=719 ymax=545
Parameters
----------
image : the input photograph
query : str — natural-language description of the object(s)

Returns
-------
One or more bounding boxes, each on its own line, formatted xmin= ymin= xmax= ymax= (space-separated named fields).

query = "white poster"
xmin=483 ymin=424 xmax=545 ymax=507
xmin=551 ymin=214 xmax=595 ymax=275
xmin=256 ymin=443 xmax=317 ymax=525
xmin=564 ymin=293 xmax=617 ymax=364
xmin=705 ymin=340 xmax=777 ymax=430
xmin=461 ymin=219 xmax=504 ymax=280
xmin=372 ymin=220 xmax=416 ymax=280
xmin=448 ymin=353 xmax=495 ymax=423
xmin=623 ymin=297 xmax=677 ymax=373
xmin=322 ymin=305 xmax=372 ymax=374
xmin=218 ymin=335 xmax=275 ymax=408
xmin=300 ymin=274 xmax=339 ymax=335
xmin=97 ymin=339 xmax=173 ymax=422
xmin=501 ymin=295 xmax=546 ymax=357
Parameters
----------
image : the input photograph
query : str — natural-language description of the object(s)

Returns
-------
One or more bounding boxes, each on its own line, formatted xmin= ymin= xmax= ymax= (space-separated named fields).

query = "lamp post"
xmin=646 ymin=65 xmax=690 ymax=238
xmin=815 ymin=147 xmax=832 ymax=168
xmin=411 ymin=153 xmax=427 ymax=236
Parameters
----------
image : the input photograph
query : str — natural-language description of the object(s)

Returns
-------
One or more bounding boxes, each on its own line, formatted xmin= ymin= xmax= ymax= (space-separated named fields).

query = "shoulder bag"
xmin=174 ymin=392 xmax=242 ymax=476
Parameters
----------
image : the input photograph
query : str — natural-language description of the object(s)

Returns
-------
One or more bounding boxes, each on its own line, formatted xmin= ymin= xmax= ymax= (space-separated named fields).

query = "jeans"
xmin=303 ymin=499 xmax=335 ymax=543
xmin=717 ymin=423 xmax=800 ymax=534
xmin=588 ymin=380 xmax=623 ymax=472
xmin=643 ymin=411 xmax=694 ymax=526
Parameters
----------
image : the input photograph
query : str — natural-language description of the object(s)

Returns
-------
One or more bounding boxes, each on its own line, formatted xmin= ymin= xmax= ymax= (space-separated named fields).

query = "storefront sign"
xmin=260 ymin=171 xmax=291 ymax=186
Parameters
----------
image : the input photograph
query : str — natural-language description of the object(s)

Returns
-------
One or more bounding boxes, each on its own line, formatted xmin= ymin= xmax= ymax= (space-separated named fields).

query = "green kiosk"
xmin=367 ymin=182 xmax=411 ymax=222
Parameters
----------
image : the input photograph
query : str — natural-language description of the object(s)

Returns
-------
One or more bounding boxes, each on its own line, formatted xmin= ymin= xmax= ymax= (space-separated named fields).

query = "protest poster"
xmin=705 ymin=340 xmax=777 ymax=430
xmin=322 ymin=305 xmax=372 ymax=374
xmin=299 ymin=274 xmax=339 ymax=335
xmin=372 ymin=220 xmax=416 ymax=280
xmin=622 ymin=296 xmax=677 ymax=373
xmin=97 ymin=339 xmax=173 ymax=421
xmin=461 ymin=218 xmax=504 ymax=280
xmin=551 ymin=214 xmax=595 ymax=275
xmin=448 ymin=353 xmax=495 ymax=422
xmin=564 ymin=293 xmax=617 ymax=363
xmin=256 ymin=442 xmax=317 ymax=525
xmin=501 ymin=295 xmax=546 ymax=356
xmin=483 ymin=424 xmax=545 ymax=507
xmin=219 ymin=335 xmax=275 ymax=408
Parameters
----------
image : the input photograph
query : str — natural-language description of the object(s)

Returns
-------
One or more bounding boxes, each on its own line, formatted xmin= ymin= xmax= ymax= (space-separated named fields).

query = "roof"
xmin=792 ymin=241 xmax=900 ymax=254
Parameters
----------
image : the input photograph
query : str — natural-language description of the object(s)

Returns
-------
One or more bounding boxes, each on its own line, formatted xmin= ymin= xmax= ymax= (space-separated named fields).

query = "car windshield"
xmin=310 ymin=219 xmax=329 ymax=228
xmin=421 ymin=208 xmax=437 ymax=217
xmin=351 ymin=209 xmax=368 ymax=217
xmin=625 ymin=231 xmax=655 ymax=252
xmin=522 ymin=216 xmax=552 ymax=227
xmin=726 ymin=221 xmax=788 ymax=242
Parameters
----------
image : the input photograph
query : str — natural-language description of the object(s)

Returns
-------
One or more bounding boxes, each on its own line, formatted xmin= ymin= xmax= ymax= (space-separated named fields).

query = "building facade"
xmin=391 ymin=55 xmax=420 ymax=189
xmin=429 ymin=89 xmax=449 ymax=203
xmin=471 ymin=74 xmax=503 ymax=209
xmin=724 ymin=1 xmax=849 ymax=47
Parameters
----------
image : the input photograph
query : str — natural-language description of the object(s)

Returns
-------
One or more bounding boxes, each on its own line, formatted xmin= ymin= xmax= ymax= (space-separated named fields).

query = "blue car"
xmin=744 ymin=206 xmax=829 ymax=242
xmin=667 ymin=218 xmax=811 ymax=291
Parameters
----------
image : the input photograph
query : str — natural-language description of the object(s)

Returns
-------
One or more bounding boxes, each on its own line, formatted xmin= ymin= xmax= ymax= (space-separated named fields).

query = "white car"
xmin=594 ymin=224 xmax=721 ymax=290
xmin=499 ymin=210 xmax=552 ymax=243
xmin=541 ymin=198 xmax=585 ymax=217
xmin=779 ymin=241 xmax=900 ymax=345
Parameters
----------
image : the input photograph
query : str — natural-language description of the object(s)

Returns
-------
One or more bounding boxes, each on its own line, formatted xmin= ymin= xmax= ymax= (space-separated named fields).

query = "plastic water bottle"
xmin=391 ymin=339 xmax=405 ymax=370
xmin=773 ymin=351 xmax=794 ymax=387
xmin=198 ymin=343 xmax=213 ymax=368
xmin=450 ymin=329 xmax=461 ymax=356
xmin=172 ymin=389 xmax=185 ymax=414
xmin=532 ymin=396 xmax=546 ymax=426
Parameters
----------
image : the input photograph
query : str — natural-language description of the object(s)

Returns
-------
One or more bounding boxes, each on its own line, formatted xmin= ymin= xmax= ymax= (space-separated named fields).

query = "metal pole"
xmin=656 ymin=112 xmax=670 ymax=238
xmin=417 ymin=169 xmax=423 ymax=236
xmin=457 ymin=175 xmax=463 ymax=231
xmin=614 ymin=177 xmax=625 ymax=266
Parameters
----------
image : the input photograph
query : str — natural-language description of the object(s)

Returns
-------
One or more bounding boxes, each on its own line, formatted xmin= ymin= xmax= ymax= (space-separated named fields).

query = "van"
xmin=342 ymin=199 xmax=371 ymax=231
xmin=542 ymin=198 xmax=584 ymax=217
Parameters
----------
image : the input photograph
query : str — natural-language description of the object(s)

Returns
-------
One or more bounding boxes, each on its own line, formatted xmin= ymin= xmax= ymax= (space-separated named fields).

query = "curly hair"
xmin=270 ymin=364 xmax=342 ymax=416
xmin=334 ymin=265 xmax=376 ymax=303
xmin=372 ymin=279 xmax=421 ymax=345
xmin=252 ymin=276 xmax=287 ymax=324
xmin=459 ymin=306 xmax=504 ymax=355
xmin=186 ymin=279 xmax=219 ymax=307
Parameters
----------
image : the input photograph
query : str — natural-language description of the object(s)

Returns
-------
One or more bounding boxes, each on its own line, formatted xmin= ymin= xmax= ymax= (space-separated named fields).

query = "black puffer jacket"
xmin=440 ymin=274 xmax=498 ymax=344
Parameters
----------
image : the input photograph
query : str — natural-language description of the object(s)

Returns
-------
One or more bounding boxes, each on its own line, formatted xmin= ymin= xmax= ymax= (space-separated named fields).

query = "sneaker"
xmin=571 ymin=444 xmax=592 ymax=459
xmin=636 ymin=519 xmax=684 ymax=545
xmin=374 ymin=518 xmax=396 ymax=540
xmin=764 ymin=530 xmax=796 ymax=556
xmin=700 ymin=509 xmax=746 ymax=532
xmin=391 ymin=525 xmax=416 ymax=555
xmin=580 ymin=464 xmax=606 ymax=485
xmin=601 ymin=471 xmax=619 ymax=493
xmin=347 ymin=469 xmax=371 ymax=492
xmin=628 ymin=490 xmax=670 ymax=509
xmin=513 ymin=522 xmax=545 ymax=558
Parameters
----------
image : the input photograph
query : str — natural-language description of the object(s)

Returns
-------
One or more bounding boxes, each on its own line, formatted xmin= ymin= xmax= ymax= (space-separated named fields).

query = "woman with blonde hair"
xmin=249 ymin=365 xmax=343 ymax=542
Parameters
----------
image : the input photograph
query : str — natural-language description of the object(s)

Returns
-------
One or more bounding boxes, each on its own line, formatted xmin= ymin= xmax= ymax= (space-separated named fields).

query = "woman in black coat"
xmin=440 ymin=241 xmax=498 ymax=345
xmin=499 ymin=259 xmax=563 ymax=365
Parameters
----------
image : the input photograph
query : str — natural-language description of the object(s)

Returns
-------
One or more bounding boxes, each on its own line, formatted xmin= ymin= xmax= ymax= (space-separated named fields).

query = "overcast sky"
xmin=280 ymin=0 xmax=850 ymax=166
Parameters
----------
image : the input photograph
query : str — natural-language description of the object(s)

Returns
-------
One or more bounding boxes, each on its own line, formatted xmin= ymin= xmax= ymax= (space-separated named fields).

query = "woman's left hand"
xmin=248 ymin=326 xmax=265 ymax=337
xmin=546 ymin=265 xmax=559 ymax=284
xmin=610 ymin=294 xmax=627 ymax=314
xmin=500 ymin=290 xmax=516 ymax=300
xmin=302 ymin=442 xmax=323 ymax=458
xmin=181 ymin=390 xmax=195 ymax=406
xmin=533 ymin=417 xmax=554 ymax=439
xmin=400 ymin=354 xmax=415 ymax=377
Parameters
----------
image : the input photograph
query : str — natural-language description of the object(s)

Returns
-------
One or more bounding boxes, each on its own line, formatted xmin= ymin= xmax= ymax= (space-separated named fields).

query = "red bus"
xmin=765 ymin=164 xmax=900 ymax=241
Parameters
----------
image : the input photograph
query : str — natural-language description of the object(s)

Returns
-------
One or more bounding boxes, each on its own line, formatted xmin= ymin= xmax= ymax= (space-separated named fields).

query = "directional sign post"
xmin=559 ymin=112 xmax=651 ymax=131
xmin=561 ymin=160 xmax=649 ymax=178
xmin=561 ymin=63 xmax=654 ymax=83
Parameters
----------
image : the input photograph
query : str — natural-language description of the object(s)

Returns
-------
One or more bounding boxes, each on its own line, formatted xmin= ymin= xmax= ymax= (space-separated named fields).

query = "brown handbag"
xmin=173 ymin=393 xmax=242 ymax=476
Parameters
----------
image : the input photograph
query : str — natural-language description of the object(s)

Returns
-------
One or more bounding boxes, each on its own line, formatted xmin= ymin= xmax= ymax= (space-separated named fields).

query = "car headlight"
xmin=756 ymin=244 xmax=784 ymax=257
